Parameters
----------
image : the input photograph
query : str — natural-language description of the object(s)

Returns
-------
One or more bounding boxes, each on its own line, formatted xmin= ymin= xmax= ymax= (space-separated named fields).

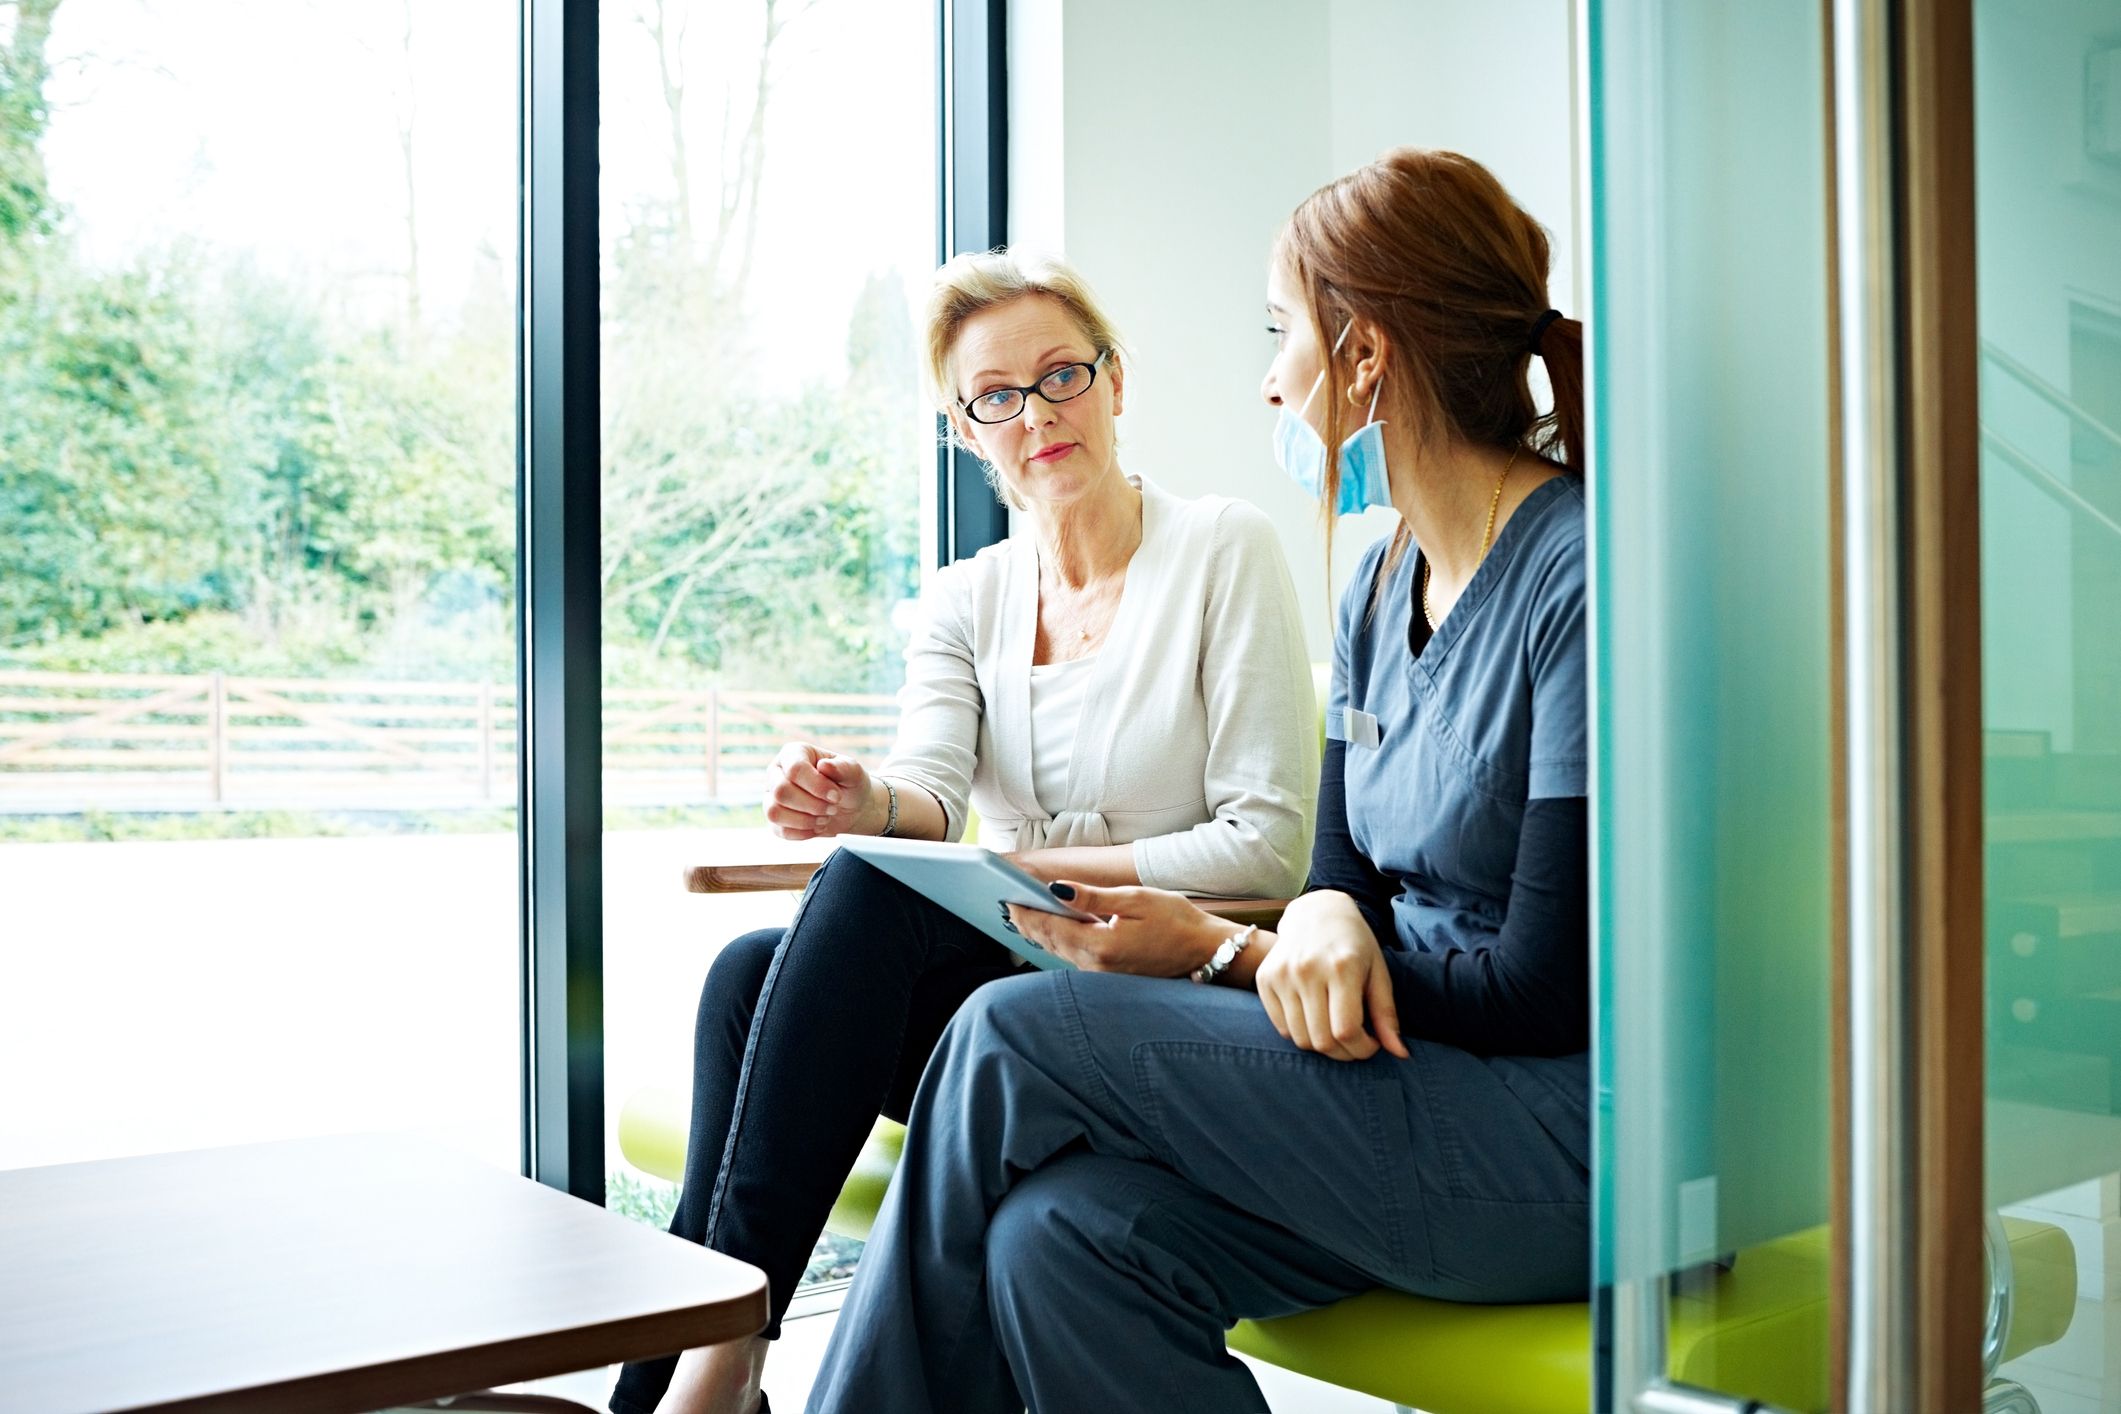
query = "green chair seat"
xmin=1227 ymin=1219 xmax=2073 ymax=1414
xmin=617 ymin=1090 xmax=903 ymax=1242
xmin=618 ymin=1093 xmax=2077 ymax=1414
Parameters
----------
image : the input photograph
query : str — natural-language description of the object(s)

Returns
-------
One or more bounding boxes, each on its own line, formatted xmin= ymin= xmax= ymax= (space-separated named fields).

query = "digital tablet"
xmin=834 ymin=836 xmax=1099 ymax=971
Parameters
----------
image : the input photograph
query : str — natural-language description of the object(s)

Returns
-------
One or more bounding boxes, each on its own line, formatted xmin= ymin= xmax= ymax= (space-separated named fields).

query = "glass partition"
xmin=1590 ymin=2 xmax=1839 ymax=1406
xmin=1978 ymin=3 xmax=2121 ymax=1406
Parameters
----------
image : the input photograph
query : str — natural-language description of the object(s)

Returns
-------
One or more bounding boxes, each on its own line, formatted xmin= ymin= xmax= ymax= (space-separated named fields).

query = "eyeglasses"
xmin=959 ymin=351 xmax=1108 ymax=424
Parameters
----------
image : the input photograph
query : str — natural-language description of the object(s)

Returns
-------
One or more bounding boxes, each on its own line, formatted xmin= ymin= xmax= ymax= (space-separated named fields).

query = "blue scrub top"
xmin=1328 ymin=475 xmax=1588 ymax=959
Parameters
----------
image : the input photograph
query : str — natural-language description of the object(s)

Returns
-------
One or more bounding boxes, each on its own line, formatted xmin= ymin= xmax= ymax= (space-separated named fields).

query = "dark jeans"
xmin=609 ymin=851 xmax=1018 ymax=1414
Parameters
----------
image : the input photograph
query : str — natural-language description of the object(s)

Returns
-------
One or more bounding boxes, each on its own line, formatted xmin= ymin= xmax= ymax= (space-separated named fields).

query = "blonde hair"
xmin=922 ymin=248 xmax=1127 ymax=421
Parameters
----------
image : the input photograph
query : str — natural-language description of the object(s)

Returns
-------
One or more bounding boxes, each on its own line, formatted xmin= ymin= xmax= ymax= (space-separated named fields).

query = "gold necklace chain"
xmin=1042 ymin=568 xmax=1124 ymax=646
xmin=1421 ymin=446 xmax=1522 ymax=632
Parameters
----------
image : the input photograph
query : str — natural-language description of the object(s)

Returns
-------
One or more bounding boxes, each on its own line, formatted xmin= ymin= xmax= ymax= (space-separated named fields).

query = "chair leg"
xmin=1981 ymin=1377 xmax=2041 ymax=1414
xmin=404 ymin=1393 xmax=604 ymax=1414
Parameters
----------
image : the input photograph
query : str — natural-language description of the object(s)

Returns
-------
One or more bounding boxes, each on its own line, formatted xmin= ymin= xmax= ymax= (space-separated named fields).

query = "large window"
xmin=0 ymin=2 xmax=974 ymax=1252
xmin=594 ymin=0 xmax=940 ymax=1298
xmin=0 ymin=1 xmax=521 ymax=1172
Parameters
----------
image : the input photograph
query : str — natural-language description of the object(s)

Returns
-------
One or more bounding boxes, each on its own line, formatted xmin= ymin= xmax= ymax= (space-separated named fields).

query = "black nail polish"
xmin=1048 ymin=882 xmax=1076 ymax=900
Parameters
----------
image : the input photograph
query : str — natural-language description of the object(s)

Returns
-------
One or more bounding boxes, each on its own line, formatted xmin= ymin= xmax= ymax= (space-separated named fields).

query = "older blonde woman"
xmin=611 ymin=250 xmax=1317 ymax=1414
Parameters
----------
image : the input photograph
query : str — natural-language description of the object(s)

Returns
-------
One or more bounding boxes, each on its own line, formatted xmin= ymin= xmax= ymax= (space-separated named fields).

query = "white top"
xmin=1027 ymin=655 xmax=1098 ymax=816
xmin=877 ymin=476 xmax=1318 ymax=898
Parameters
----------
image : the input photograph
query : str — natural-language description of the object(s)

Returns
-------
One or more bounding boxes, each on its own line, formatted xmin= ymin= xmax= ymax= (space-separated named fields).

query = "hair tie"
xmin=1526 ymin=308 xmax=1563 ymax=356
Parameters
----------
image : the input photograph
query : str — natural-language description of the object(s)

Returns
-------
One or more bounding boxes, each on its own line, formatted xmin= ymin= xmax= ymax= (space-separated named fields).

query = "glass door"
xmin=1594 ymin=0 xmax=2121 ymax=1408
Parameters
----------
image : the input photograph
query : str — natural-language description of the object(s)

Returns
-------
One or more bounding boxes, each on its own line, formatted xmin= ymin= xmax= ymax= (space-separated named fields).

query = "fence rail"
xmin=0 ymin=670 xmax=900 ymax=811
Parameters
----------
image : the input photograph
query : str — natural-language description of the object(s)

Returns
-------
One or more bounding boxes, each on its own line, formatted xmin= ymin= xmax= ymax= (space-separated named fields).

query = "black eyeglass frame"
xmin=958 ymin=349 xmax=1110 ymax=424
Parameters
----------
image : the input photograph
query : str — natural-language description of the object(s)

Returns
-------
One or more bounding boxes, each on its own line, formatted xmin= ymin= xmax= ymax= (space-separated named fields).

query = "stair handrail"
xmin=1980 ymin=339 xmax=2121 ymax=459
xmin=1982 ymin=426 xmax=2121 ymax=545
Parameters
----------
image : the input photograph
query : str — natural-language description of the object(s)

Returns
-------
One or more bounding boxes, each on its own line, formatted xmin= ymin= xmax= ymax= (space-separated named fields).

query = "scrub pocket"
xmin=1127 ymin=1039 xmax=1429 ymax=1288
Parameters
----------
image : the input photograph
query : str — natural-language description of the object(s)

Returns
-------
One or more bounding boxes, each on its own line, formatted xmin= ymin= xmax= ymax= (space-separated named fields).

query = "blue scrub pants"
xmin=805 ymin=968 xmax=1590 ymax=1414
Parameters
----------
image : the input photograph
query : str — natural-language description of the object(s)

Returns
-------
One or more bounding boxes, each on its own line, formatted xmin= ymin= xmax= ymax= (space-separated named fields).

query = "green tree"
xmin=3 ymin=0 xmax=923 ymax=699
xmin=0 ymin=254 xmax=239 ymax=644
xmin=0 ymin=0 xmax=60 ymax=247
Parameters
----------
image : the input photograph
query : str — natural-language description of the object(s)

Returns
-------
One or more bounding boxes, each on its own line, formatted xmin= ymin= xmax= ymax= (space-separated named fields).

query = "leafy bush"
xmin=606 ymin=1169 xmax=865 ymax=1288
xmin=1 ymin=1 xmax=927 ymax=699
xmin=606 ymin=1169 xmax=682 ymax=1230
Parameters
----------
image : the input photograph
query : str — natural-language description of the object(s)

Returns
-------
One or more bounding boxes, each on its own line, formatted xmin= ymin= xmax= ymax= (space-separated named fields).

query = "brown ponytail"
xmin=1533 ymin=312 xmax=1586 ymax=478
xmin=1278 ymin=148 xmax=1584 ymax=589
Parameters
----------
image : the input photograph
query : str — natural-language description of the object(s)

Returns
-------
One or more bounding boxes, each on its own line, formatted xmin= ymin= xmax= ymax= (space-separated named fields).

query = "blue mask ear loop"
xmin=1295 ymin=321 xmax=1358 ymax=421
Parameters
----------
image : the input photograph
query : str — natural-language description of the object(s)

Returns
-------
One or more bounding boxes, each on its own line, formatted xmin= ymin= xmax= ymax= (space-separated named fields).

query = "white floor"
xmin=0 ymin=825 xmax=826 ymax=1175
xmin=1998 ymin=1289 xmax=2121 ymax=1414
xmin=511 ymin=1304 xmax=1399 ymax=1413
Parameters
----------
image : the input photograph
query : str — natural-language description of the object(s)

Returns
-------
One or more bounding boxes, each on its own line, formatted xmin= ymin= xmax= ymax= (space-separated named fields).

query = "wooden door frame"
xmin=1899 ymin=2 xmax=1985 ymax=1407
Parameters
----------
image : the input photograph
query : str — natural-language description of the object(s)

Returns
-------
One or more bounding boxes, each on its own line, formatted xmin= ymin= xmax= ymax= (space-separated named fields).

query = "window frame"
xmin=937 ymin=0 xmax=1011 ymax=565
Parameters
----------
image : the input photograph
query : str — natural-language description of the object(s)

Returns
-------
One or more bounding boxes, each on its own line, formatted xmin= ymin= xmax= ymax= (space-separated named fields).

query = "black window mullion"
xmin=938 ymin=0 xmax=1009 ymax=565
xmin=518 ymin=0 xmax=603 ymax=1202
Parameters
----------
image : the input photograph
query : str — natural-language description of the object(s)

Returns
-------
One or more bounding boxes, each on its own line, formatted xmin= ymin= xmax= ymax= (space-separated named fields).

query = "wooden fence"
xmin=0 ymin=670 xmax=899 ymax=809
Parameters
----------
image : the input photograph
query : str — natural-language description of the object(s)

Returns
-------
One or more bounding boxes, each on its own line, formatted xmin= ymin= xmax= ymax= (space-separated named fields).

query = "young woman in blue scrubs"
xmin=803 ymin=147 xmax=1591 ymax=1414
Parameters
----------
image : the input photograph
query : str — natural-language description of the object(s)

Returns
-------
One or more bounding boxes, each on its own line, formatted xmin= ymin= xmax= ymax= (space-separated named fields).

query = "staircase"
xmin=1986 ymin=728 xmax=2121 ymax=1116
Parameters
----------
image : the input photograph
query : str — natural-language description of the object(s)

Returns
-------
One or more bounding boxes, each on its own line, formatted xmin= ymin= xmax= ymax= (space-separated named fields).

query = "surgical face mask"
xmin=1273 ymin=323 xmax=1392 ymax=516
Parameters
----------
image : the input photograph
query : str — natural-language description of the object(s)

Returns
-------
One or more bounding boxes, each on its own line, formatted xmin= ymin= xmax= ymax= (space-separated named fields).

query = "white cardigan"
xmin=878 ymin=477 xmax=1317 ymax=899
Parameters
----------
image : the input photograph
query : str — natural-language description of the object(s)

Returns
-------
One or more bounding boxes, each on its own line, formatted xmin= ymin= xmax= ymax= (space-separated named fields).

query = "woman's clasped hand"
xmin=762 ymin=740 xmax=878 ymax=840
xmin=1253 ymin=890 xmax=1407 ymax=1063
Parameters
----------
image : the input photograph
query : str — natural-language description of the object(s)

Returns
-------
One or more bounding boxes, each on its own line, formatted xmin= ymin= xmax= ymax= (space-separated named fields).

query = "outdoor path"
xmin=0 ymin=828 xmax=826 ymax=1177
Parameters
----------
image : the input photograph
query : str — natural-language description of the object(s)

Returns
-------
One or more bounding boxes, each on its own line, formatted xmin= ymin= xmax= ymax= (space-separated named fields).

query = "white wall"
xmin=1008 ymin=0 xmax=1578 ymax=658
xmin=1321 ymin=0 xmax=1579 ymax=592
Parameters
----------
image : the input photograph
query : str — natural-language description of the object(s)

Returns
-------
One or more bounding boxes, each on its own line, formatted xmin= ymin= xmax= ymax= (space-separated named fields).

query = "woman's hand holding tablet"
xmin=834 ymin=836 xmax=1099 ymax=970
xmin=1002 ymin=883 xmax=1246 ymax=980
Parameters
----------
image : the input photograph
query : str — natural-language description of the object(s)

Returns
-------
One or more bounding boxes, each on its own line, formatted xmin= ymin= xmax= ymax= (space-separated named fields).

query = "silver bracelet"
xmin=1190 ymin=923 xmax=1257 ymax=986
xmin=880 ymin=778 xmax=900 ymax=837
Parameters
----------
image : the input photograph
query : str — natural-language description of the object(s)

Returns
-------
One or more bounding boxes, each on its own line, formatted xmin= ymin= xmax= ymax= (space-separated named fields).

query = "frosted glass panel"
xmin=1590 ymin=4 xmax=1836 ymax=1402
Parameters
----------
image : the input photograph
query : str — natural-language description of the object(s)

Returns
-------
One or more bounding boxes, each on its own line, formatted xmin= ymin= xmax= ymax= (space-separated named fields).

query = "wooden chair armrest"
xmin=682 ymin=860 xmax=1292 ymax=928
xmin=684 ymin=862 xmax=822 ymax=893
xmin=1200 ymin=898 xmax=1293 ymax=927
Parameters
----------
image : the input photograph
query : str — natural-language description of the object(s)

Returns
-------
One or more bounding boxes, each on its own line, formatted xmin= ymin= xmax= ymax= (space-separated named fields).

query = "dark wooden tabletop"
xmin=0 ymin=1132 xmax=768 ymax=1414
